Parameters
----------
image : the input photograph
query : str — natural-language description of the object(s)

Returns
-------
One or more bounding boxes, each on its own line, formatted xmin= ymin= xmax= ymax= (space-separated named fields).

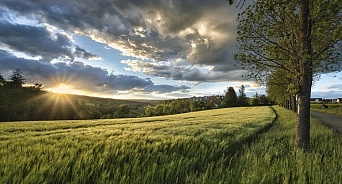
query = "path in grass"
xmin=311 ymin=111 xmax=342 ymax=133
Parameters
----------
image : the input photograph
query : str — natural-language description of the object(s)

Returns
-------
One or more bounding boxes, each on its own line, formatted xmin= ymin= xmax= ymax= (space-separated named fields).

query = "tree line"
xmin=231 ymin=0 xmax=341 ymax=150
xmin=144 ymin=85 xmax=273 ymax=117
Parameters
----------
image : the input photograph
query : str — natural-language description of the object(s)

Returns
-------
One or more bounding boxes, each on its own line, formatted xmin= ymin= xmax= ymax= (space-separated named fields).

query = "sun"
xmin=50 ymin=83 xmax=76 ymax=94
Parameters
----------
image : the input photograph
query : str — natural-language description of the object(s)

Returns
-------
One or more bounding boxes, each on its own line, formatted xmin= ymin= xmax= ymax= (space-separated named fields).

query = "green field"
xmin=311 ymin=103 xmax=342 ymax=116
xmin=0 ymin=106 xmax=275 ymax=183
xmin=188 ymin=106 xmax=342 ymax=183
xmin=1 ymin=106 xmax=341 ymax=183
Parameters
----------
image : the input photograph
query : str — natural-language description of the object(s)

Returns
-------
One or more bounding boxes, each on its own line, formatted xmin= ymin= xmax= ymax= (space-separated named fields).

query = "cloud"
xmin=122 ymin=59 xmax=246 ymax=82
xmin=0 ymin=19 xmax=99 ymax=62
xmin=0 ymin=0 xmax=241 ymax=82
xmin=0 ymin=49 xmax=189 ymax=93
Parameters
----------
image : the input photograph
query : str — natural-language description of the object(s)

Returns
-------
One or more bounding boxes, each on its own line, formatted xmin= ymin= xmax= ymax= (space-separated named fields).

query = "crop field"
xmin=189 ymin=106 xmax=342 ymax=183
xmin=0 ymin=106 xmax=275 ymax=183
xmin=311 ymin=103 xmax=342 ymax=116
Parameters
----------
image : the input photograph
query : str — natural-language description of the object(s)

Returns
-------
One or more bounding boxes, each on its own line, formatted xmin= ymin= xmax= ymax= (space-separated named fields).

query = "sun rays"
xmin=16 ymin=91 xmax=83 ymax=120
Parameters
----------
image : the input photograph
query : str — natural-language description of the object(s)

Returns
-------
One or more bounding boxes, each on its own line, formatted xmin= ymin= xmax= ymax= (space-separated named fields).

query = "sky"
xmin=0 ymin=0 xmax=341 ymax=100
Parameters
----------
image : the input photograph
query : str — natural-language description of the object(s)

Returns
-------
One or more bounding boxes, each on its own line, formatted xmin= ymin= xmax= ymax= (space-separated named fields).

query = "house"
xmin=336 ymin=98 xmax=342 ymax=103
xmin=310 ymin=98 xmax=323 ymax=103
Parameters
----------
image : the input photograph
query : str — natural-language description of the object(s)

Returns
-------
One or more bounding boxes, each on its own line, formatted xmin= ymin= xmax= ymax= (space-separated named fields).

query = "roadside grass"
xmin=0 ymin=106 xmax=275 ymax=183
xmin=187 ymin=106 xmax=342 ymax=183
xmin=311 ymin=103 xmax=342 ymax=116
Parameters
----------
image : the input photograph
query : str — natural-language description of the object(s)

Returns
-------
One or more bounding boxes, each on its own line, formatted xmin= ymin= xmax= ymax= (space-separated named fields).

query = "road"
xmin=311 ymin=111 xmax=342 ymax=134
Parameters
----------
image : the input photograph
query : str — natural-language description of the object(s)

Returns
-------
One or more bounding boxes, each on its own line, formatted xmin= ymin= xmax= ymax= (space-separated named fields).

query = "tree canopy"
xmin=235 ymin=0 xmax=341 ymax=150
xmin=223 ymin=87 xmax=237 ymax=107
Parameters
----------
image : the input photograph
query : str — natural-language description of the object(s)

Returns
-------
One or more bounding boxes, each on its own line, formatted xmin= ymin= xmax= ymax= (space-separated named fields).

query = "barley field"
xmin=189 ymin=106 xmax=342 ymax=183
xmin=0 ymin=106 xmax=275 ymax=183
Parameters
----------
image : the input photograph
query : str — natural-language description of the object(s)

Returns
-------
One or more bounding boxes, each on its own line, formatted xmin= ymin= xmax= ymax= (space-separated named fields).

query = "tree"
xmin=114 ymin=104 xmax=130 ymax=118
xmin=249 ymin=92 xmax=260 ymax=106
xmin=266 ymin=69 xmax=296 ymax=111
xmin=235 ymin=0 xmax=341 ymax=150
xmin=8 ymin=68 xmax=25 ymax=88
xmin=237 ymin=85 xmax=248 ymax=106
xmin=223 ymin=87 xmax=237 ymax=107
xmin=34 ymin=83 xmax=44 ymax=91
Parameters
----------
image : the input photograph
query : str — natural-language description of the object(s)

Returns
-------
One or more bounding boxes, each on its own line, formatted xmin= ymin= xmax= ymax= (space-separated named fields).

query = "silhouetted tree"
xmin=223 ymin=87 xmax=237 ymax=107
xmin=237 ymin=85 xmax=248 ymax=106
xmin=8 ymin=68 xmax=25 ymax=88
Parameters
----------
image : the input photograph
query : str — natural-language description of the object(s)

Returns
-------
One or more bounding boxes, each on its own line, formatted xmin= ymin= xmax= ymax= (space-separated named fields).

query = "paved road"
xmin=311 ymin=111 xmax=342 ymax=134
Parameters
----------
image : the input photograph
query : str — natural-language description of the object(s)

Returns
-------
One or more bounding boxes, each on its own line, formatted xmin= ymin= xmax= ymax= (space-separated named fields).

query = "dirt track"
xmin=311 ymin=111 xmax=342 ymax=134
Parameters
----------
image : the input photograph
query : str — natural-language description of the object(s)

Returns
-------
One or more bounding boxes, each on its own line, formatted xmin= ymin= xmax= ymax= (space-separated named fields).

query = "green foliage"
xmin=0 ymin=107 xmax=275 ymax=183
xmin=236 ymin=0 xmax=341 ymax=87
xmin=185 ymin=106 xmax=342 ymax=183
xmin=223 ymin=87 xmax=237 ymax=107
xmin=237 ymin=85 xmax=248 ymax=106
xmin=144 ymin=97 xmax=223 ymax=117
xmin=114 ymin=104 xmax=130 ymax=118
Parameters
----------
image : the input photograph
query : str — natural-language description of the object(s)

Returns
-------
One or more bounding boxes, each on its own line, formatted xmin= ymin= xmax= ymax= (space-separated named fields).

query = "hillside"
xmin=0 ymin=87 xmax=157 ymax=121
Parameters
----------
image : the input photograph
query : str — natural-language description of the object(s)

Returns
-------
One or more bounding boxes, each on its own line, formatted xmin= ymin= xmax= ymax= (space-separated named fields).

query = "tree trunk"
xmin=296 ymin=0 xmax=312 ymax=151
xmin=291 ymin=95 xmax=297 ymax=112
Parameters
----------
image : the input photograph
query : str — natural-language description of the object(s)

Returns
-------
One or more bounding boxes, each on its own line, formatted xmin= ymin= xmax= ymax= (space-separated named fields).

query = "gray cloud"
xmin=0 ymin=49 xmax=189 ymax=93
xmin=122 ymin=59 xmax=246 ymax=82
xmin=1 ymin=0 xmax=241 ymax=82
xmin=0 ymin=19 xmax=99 ymax=62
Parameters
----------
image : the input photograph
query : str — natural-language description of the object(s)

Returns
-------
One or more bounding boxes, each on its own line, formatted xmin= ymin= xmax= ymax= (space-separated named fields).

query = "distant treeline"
xmin=144 ymin=86 xmax=273 ymax=117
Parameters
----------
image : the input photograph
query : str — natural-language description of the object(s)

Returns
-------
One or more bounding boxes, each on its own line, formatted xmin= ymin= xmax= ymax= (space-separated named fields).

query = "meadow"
xmin=0 ymin=106 xmax=275 ymax=183
xmin=311 ymin=103 xmax=342 ymax=116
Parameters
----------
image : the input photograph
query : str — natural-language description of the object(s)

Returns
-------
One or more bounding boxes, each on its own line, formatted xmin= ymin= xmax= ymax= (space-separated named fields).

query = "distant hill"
xmin=0 ymin=87 xmax=158 ymax=121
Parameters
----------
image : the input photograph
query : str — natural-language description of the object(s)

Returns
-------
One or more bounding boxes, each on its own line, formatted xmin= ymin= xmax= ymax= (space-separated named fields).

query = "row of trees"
xmin=230 ymin=0 xmax=341 ymax=150
xmin=144 ymin=85 xmax=272 ymax=117
xmin=222 ymin=85 xmax=272 ymax=107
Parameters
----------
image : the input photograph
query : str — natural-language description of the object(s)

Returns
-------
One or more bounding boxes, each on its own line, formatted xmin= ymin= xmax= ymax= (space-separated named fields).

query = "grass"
xmin=311 ymin=103 xmax=342 ymax=116
xmin=0 ymin=106 xmax=275 ymax=183
xmin=187 ymin=106 xmax=342 ymax=183
xmin=2 ymin=106 xmax=340 ymax=183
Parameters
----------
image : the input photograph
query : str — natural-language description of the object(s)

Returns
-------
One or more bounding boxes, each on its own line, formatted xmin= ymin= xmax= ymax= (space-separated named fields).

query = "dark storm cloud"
xmin=0 ymin=0 xmax=241 ymax=82
xmin=0 ymin=20 xmax=98 ymax=62
xmin=0 ymin=49 xmax=188 ymax=93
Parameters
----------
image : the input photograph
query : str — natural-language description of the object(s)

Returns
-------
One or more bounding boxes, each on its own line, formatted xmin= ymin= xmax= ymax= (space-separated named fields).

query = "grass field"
xmin=311 ymin=103 xmax=342 ymax=116
xmin=0 ymin=106 xmax=275 ymax=183
xmin=188 ymin=106 xmax=342 ymax=183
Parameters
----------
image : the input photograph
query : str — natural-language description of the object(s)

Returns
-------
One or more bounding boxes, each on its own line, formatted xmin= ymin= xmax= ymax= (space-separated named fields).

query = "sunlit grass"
xmin=187 ymin=106 xmax=342 ymax=183
xmin=0 ymin=106 xmax=275 ymax=183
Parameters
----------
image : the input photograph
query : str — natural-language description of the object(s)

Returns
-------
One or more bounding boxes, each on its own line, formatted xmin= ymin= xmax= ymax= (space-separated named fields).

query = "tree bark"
xmin=296 ymin=0 xmax=312 ymax=151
